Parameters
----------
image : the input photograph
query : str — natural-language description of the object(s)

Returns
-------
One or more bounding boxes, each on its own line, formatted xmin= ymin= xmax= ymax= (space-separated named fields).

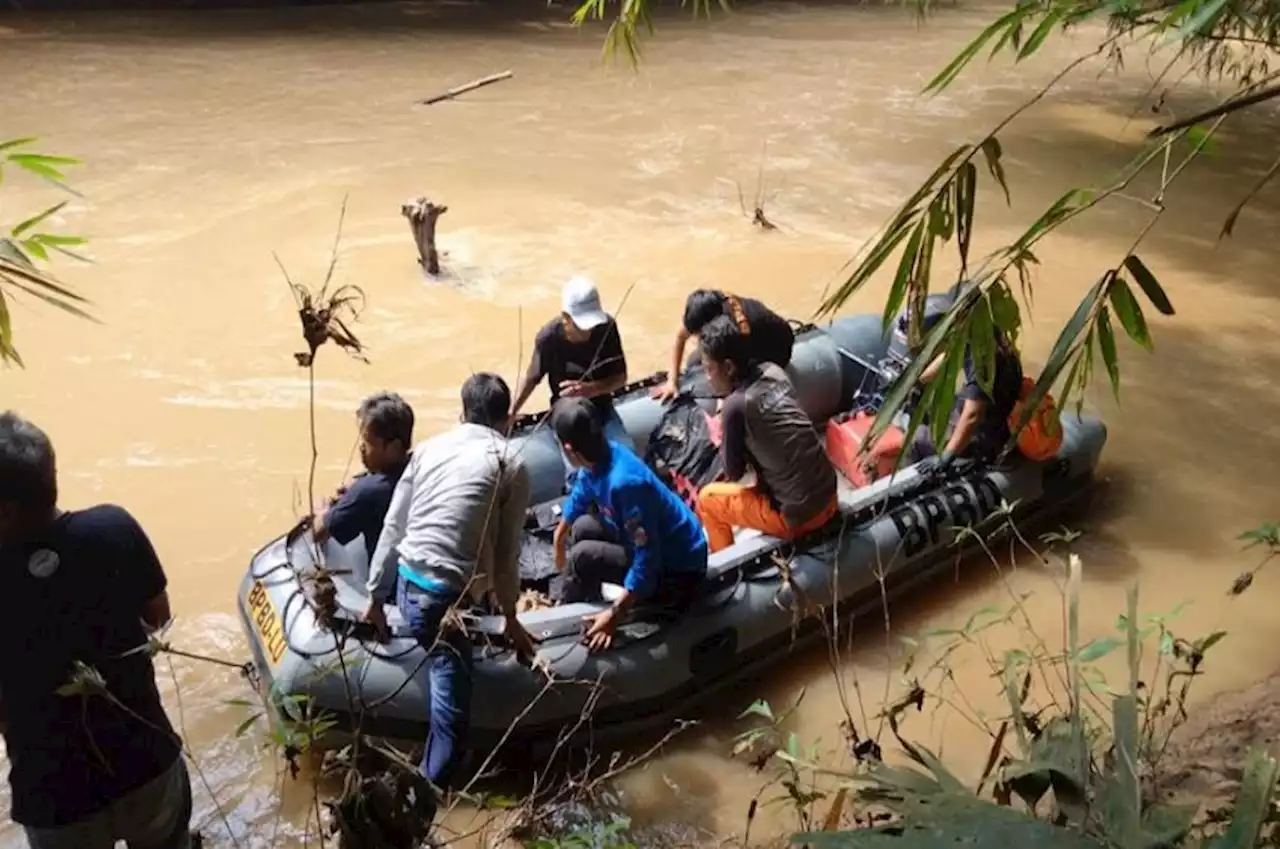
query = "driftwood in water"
xmin=401 ymin=197 xmax=448 ymax=275
xmin=418 ymin=70 xmax=513 ymax=106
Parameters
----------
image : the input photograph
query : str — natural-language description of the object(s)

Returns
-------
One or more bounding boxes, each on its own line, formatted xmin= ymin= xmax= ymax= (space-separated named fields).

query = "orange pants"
xmin=696 ymin=482 xmax=839 ymax=552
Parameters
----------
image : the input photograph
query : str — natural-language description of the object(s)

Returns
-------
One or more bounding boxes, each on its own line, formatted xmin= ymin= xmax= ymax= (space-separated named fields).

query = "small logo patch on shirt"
xmin=631 ymin=526 xmax=649 ymax=547
xmin=28 ymin=548 xmax=60 ymax=579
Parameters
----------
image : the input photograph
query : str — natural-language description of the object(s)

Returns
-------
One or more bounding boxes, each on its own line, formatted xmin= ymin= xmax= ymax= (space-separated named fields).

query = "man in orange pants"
xmin=694 ymin=316 xmax=839 ymax=551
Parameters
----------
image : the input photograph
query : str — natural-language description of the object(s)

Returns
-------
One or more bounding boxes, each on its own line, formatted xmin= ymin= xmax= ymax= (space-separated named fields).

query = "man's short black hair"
xmin=0 ymin=411 xmax=57 ymax=514
xmin=698 ymin=314 xmax=750 ymax=371
xmin=551 ymin=398 xmax=608 ymax=464
xmin=357 ymin=392 xmax=415 ymax=448
xmin=682 ymin=289 xmax=727 ymax=335
xmin=461 ymin=372 xmax=511 ymax=429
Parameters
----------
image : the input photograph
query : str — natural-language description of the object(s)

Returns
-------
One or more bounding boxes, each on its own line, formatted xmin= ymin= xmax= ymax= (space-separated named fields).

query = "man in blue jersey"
xmin=550 ymin=397 xmax=708 ymax=652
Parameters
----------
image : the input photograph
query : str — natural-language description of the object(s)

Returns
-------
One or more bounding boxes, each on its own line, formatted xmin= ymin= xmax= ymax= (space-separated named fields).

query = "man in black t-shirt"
xmin=0 ymin=412 xmax=192 ymax=849
xmin=510 ymin=277 xmax=634 ymax=486
xmin=654 ymin=289 xmax=796 ymax=402
xmin=314 ymin=392 xmax=415 ymax=565
xmin=899 ymin=287 xmax=1025 ymax=468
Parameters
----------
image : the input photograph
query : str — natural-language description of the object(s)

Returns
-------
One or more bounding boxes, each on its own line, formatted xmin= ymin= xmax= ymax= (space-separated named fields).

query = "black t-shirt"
xmin=323 ymin=458 xmax=409 ymax=562
xmin=958 ymin=335 xmax=1024 ymax=461
xmin=528 ymin=317 xmax=627 ymax=415
xmin=0 ymin=505 xmax=182 ymax=827
xmin=716 ymin=295 xmax=795 ymax=369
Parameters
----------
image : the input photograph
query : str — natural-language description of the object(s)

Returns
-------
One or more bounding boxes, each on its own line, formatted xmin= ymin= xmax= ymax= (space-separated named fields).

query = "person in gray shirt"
xmin=362 ymin=372 xmax=536 ymax=825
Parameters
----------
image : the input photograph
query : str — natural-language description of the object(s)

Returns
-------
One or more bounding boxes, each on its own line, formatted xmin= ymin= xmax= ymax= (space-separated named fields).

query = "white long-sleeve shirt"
xmin=366 ymin=423 xmax=531 ymax=612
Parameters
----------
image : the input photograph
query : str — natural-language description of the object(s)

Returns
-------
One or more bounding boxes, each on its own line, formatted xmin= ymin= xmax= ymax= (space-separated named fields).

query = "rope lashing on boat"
xmin=162 ymin=645 xmax=256 ymax=677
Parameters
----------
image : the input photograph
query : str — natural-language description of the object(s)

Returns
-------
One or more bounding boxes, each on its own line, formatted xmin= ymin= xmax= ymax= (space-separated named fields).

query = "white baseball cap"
xmin=561 ymin=275 xmax=610 ymax=331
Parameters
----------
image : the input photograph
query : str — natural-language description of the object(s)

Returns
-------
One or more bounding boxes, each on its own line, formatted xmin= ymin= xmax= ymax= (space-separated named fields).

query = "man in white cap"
xmin=510 ymin=276 xmax=635 ymax=487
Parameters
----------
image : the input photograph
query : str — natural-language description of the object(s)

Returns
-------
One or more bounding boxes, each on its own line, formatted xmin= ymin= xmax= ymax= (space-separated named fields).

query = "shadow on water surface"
xmin=997 ymin=80 xmax=1280 ymax=303
xmin=0 ymin=0 xmax=946 ymax=40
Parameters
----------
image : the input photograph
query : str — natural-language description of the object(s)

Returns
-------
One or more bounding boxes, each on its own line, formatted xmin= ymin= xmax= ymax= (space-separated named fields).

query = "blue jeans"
xmin=395 ymin=577 xmax=474 ymax=820
xmin=562 ymin=406 xmax=635 ymax=491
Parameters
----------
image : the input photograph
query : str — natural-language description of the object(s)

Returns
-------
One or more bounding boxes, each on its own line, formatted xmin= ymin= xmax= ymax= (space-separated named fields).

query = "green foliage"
xmin=739 ymin=523 xmax=1280 ymax=849
xmin=523 ymin=816 xmax=635 ymax=849
xmin=0 ymin=137 xmax=93 ymax=367
xmin=226 ymin=687 xmax=336 ymax=777
xmin=572 ymin=0 xmax=727 ymax=64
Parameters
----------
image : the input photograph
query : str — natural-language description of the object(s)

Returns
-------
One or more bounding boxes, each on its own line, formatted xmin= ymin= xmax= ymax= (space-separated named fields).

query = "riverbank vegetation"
xmin=0 ymin=137 xmax=91 ymax=366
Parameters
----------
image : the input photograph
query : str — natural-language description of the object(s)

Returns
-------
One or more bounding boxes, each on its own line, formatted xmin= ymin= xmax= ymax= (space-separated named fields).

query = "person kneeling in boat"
xmin=550 ymin=397 xmax=709 ymax=652
xmin=654 ymin=288 xmax=795 ymax=402
xmin=509 ymin=275 xmax=634 ymax=487
xmin=313 ymin=392 xmax=415 ymax=564
xmin=362 ymin=373 xmax=538 ymax=826
xmin=695 ymin=315 xmax=839 ymax=552
xmin=903 ymin=291 xmax=1024 ymax=472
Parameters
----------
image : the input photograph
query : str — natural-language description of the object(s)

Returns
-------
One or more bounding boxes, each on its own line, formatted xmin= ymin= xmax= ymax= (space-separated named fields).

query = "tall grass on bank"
xmin=723 ymin=518 xmax=1280 ymax=849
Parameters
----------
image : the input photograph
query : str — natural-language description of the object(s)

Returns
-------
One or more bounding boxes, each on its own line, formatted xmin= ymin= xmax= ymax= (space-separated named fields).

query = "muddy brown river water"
xmin=2 ymin=1 xmax=1280 ymax=844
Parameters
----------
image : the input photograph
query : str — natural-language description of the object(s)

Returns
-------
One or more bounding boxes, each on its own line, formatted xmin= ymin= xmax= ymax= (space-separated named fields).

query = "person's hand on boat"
xmin=583 ymin=608 xmax=617 ymax=652
xmin=505 ymin=616 xmax=538 ymax=667
xmin=362 ymin=601 xmax=390 ymax=643
xmin=652 ymin=379 xmax=679 ymax=403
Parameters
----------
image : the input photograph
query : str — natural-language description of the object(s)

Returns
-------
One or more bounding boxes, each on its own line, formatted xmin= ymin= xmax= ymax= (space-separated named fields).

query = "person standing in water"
xmin=363 ymin=373 xmax=537 ymax=827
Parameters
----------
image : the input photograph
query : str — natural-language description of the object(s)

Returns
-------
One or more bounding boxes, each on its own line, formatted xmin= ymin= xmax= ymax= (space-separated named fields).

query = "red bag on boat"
xmin=825 ymin=411 xmax=906 ymax=487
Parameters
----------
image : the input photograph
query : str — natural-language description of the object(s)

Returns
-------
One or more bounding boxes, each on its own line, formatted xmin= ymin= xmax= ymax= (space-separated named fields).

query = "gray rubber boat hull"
xmin=236 ymin=315 xmax=1106 ymax=758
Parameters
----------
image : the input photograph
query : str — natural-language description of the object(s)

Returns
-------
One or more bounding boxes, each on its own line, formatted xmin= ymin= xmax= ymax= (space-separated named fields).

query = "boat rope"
xmin=163 ymin=645 xmax=255 ymax=675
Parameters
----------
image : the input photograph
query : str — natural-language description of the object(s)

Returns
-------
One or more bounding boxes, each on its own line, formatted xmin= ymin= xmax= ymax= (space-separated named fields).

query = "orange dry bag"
xmin=1008 ymin=377 xmax=1064 ymax=461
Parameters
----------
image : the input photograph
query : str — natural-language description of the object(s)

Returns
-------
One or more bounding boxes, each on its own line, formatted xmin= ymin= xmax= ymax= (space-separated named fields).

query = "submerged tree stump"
xmin=401 ymin=197 xmax=448 ymax=275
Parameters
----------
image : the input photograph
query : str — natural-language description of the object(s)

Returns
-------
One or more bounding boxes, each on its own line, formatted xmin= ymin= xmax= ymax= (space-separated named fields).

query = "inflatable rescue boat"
xmin=237 ymin=313 xmax=1107 ymax=758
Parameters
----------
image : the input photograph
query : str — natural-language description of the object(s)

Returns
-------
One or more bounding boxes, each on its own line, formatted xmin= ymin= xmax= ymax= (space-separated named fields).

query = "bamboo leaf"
xmin=968 ymin=292 xmax=995 ymax=390
xmin=988 ymin=282 xmax=1021 ymax=337
xmin=234 ymin=714 xmax=262 ymax=738
xmin=955 ymin=162 xmax=977 ymax=271
xmin=0 ymin=137 xmax=38 ymax=153
xmin=0 ymin=289 xmax=19 ymax=367
xmin=1221 ymin=153 xmax=1280 ymax=239
xmin=1177 ymin=0 xmax=1230 ymax=39
xmin=1017 ymin=9 xmax=1064 ymax=60
xmin=1009 ymin=280 xmax=1104 ymax=451
xmin=1196 ymin=631 xmax=1227 ymax=653
xmin=923 ymin=8 xmax=1026 ymax=93
xmin=35 ymin=234 xmax=87 ymax=247
xmin=980 ymin=137 xmax=1011 ymax=204
xmin=11 ymin=201 xmax=68 ymax=238
xmin=819 ymin=215 xmax=921 ymax=319
xmin=7 ymin=153 xmax=77 ymax=183
xmin=22 ymin=239 xmax=48 ymax=262
xmin=738 ymin=699 xmax=775 ymax=723
xmin=1076 ymin=636 xmax=1123 ymax=663
xmin=1122 ymin=255 xmax=1174 ymax=315
xmin=869 ymin=283 xmax=980 ymax=447
xmin=928 ymin=339 xmax=966 ymax=448
xmin=1108 ymin=276 xmax=1153 ymax=351
xmin=2 ymin=273 xmax=98 ymax=322
xmin=884 ymin=222 xmax=926 ymax=331
xmin=1095 ymin=305 xmax=1121 ymax=404
xmin=1016 ymin=188 xmax=1093 ymax=250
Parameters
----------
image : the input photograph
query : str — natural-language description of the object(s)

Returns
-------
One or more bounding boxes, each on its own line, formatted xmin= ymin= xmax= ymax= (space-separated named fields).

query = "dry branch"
xmin=401 ymin=197 xmax=449 ymax=275
xmin=419 ymin=71 xmax=514 ymax=106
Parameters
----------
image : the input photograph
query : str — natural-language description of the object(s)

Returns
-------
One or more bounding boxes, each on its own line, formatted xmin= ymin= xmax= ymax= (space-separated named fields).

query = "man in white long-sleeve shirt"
xmin=363 ymin=372 xmax=536 ymax=824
